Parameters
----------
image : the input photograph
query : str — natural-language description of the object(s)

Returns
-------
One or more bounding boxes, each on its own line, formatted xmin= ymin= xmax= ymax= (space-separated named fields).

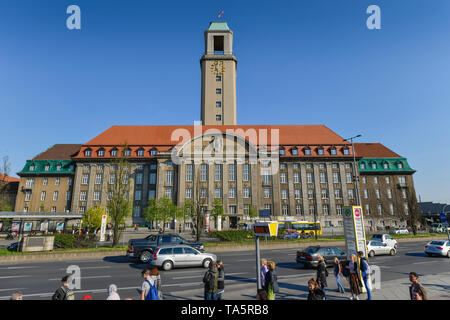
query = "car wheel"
xmin=203 ymin=258 xmax=212 ymax=268
xmin=447 ymin=251 xmax=450 ymax=258
xmin=390 ymin=249 xmax=395 ymax=256
xmin=369 ymin=250 xmax=375 ymax=258
xmin=426 ymin=252 xmax=432 ymax=257
xmin=162 ymin=260 xmax=173 ymax=271
xmin=139 ymin=250 xmax=152 ymax=263
xmin=394 ymin=243 xmax=398 ymax=249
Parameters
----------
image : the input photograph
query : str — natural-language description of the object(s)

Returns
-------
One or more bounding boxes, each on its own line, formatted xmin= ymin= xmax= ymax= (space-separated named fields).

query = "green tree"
xmin=145 ymin=197 xmax=180 ymax=233
xmin=211 ymin=198 xmax=224 ymax=230
xmin=82 ymin=206 xmax=107 ymax=232
xmin=248 ymin=204 xmax=258 ymax=220
xmin=107 ymin=146 xmax=132 ymax=247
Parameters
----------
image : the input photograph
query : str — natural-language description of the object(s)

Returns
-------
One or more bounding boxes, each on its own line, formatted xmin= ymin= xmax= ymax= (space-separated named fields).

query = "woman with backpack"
xmin=140 ymin=268 xmax=159 ymax=300
xmin=264 ymin=261 xmax=279 ymax=300
xmin=316 ymin=256 xmax=328 ymax=298
xmin=334 ymin=257 xmax=345 ymax=293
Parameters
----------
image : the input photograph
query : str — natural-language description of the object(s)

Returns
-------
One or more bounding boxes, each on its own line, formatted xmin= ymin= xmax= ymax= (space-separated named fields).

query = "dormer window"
xmin=371 ymin=162 xmax=377 ymax=169
xmin=317 ymin=147 xmax=324 ymax=155
xmin=30 ymin=163 xmax=35 ymax=171
xmin=360 ymin=162 xmax=366 ymax=170
xmin=124 ymin=148 xmax=131 ymax=157
xmin=111 ymin=148 xmax=118 ymax=157
xmin=97 ymin=148 xmax=105 ymax=157
xmin=137 ymin=148 xmax=145 ymax=157
xmin=291 ymin=147 xmax=298 ymax=156
xmin=84 ymin=149 xmax=92 ymax=157
xmin=343 ymin=147 xmax=350 ymax=155
xmin=150 ymin=148 xmax=158 ymax=156
xmin=304 ymin=147 xmax=311 ymax=156
xmin=45 ymin=163 xmax=50 ymax=171
xmin=279 ymin=147 xmax=285 ymax=156
xmin=383 ymin=162 xmax=389 ymax=169
xmin=57 ymin=163 xmax=62 ymax=171
xmin=398 ymin=162 xmax=403 ymax=169
xmin=330 ymin=147 xmax=337 ymax=155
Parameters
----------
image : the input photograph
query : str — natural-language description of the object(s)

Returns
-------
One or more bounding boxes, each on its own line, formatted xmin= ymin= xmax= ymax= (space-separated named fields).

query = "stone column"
xmin=287 ymin=163 xmax=296 ymax=217
xmin=313 ymin=164 xmax=323 ymax=216
xmin=300 ymin=163 xmax=309 ymax=217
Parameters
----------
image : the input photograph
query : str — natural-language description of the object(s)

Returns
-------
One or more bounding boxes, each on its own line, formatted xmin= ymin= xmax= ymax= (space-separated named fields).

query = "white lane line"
xmin=0 ymin=288 xmax=26 ymax=292
xmin=0 ymin=266 xmax=37 ymax=270
xmin=236 ymin=259 xmax=255 ymax=262
xmin=412 ymin=261 xmax=433 ymax=265
xmin=58 ymin=266 xmax=111 ymax=270
xmin=0 ymin=275 xmax=31 ymax=279
xmin=171 ymin=272 xmax=247 ymax=280
xmin=48 ymin=275 xmax=111 ymax=281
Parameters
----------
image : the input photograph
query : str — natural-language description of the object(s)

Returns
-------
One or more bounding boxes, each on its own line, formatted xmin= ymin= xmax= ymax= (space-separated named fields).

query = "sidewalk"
xmin=162 ymin=271 xmax=450 ymax=300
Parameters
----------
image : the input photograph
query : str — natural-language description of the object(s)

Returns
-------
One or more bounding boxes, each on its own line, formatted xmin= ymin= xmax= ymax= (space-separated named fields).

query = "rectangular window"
xmin=185 ymin=188 xmax=193 ymax=198
xmin=280 ymin=172 xmax=287 ymax=184
xmin=243 ymin=164 xmax=250 ymax=182
xmin=374 ymin=177 xmax=379 ymax=184
xmin=307 ymin=172 xmax=313 ymax=184
xmin=386 ymin=177 xmax=390 ymax=184
xmin=321 ymin=189 xmax=328 ymax=199
xmin=79 ymin=206 xmax=86 ymax=214
xmin=319 ymin=163 xmax=326 ymax=169
xmin=200 ymin=188 xmax=208 ymax=199
xmin=216 ymin=115 xmax=222 ymax=121
xmin=293 ymin=163 xmax=300 ymax=169
xmin=333 ymin=172 xmax=340 ymax=183
xmin=149 ymin=173 xmax=157 ymax=185
xmin=402 ymin=189 xmax=407 ymax=199
xmin=404 ymin=203 xmax=409 ymax=215
xmin=229 ymin=188 xmax=236 ymax=198
xmin=133 ymin=206 xmax=141 ymax=218
xmin=281 ymin=189 xmax=288 ymax=199
xmin=308 ymin=189 xmax=314 ymax=199
xmin=93 ymin=191 xmax=100 ymax=201
xmin=229 ymin=164 xmax=236 ymax=181
xmin=295 ymin=189 xmax=301 ymax=199
xmin=51 ymin=206 xmax=56 ymax=213
xmin=264 ymin=188 xmax=271 ymax=198
xmin=135 ymin=190 xmax=142 ymax=201
xmin=309 ymin=205 xmax=315 ymax=215
xmin=376 ymin=189 xmax=381 ymax=199
xmin=323 ymin=204 xmax=329 ymax=215
xmin=346 ymin=172 xmax=352 ymax=183
xmin=166 ymin=171 xmax=173 ymax=186
xmin=201 ymin=164 xmax=208 ymax=182
xmin=243 ymin=188 xmax=250 ymax=198
xmin=365 ymin=204 xmax=370 ymax=215
xmin=80 ymin=191 xmax=87 ymax=201
xmin=216 ymin=76 xmax=222 ymax=82
xmin=148 ymin=190 xmax=156 ymax=199
xmin=68 ymin=177 xmax=73 ymax=186
xmin=320 ymin=172 xmax=327 ymax=183
xmin=296 ymin=205 xmax=302 ymax=215
xmin=41 ymin=191 xmax=46 ymax=201
xmin=43 ymin=178 xmax=48 ymax=186
xmin=216 ymin=88 xmax=222 ymax=94
xmin=264 ymin=204 xmax=271 ymax=213
xmin=332 ymin=163 xmax=339 ymax=169
xmin=294 ymin=172 xmax=300 ymax=183
xmin=229 ymin=206 xmax=237 ymax=214
xmin=390 ymin=204 xmax=394 ymax=215
xmin=95 ymin=174 xmax=102 ymax=185
xmin=387 ymin=189 xmax=392 ymax=199
xmin=136 ymin=173 xmax=143 ymax=185
xmin=263 ymin=170 xmax=271 ymax=185
xmin=216 ymin=101 xmax=222 ymax=108
xmin=53 ymin=191 xmax=58 ymax=201
xmin=109 ymin=174 xmax=115 ymax=185
xmin=186 ymin=164 xmax=193 ymax=182
xmin=26 ymin=179 xmax=34 ymax=188
xmin=364 ymin=189 xmax=369 ymax=199
xmin=362 ymin=176 xmax=367 ymax=184
xmin=165 ymin=188 xmax=172 ymax=199
xmin=348 ymin=189 xmax=355 ymax=199
xmin=82 ymin=174 xmax=89 ymax=185
xmin=306 ymin=164 xmax=313 ymax=169
xmin=280 ymin=163 xmax=287 ymax=170
xmin=378 ymin=204 xmax=382 ymax=215
xmin=282 ymin=205 xmax=289 ymax=216
xmin=334 ymin=189 xmax=342 ymax=199
xmin=215 ymin=164 xmax=222 ymax=181
xmin=215 ymin=188 xmax=222 ymax=198
xmin=66 ymin=191 xmax=71 ymax=201
xmin=399 ymin=176 xmax=406 ymax=184
xmin=336 ymin=205 xmax=342 ymax=216
xmin=244 ymin=204 xmax=250 ymax=216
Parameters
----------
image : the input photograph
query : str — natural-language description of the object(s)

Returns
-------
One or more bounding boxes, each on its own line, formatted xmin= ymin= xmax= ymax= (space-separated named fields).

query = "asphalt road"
xmin=0 ymin=240 xmax=448 ymax=300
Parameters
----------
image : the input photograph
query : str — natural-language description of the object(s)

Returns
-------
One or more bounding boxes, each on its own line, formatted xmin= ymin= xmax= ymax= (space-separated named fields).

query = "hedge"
xmin=209 ymin=230 xmax=254 ymax=242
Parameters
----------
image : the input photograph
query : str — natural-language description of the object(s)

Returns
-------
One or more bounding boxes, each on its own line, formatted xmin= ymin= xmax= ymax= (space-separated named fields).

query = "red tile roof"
xmin=354 ymin=143 xmax=401 ymax=158
xmin=0 ymin=174 xmax=20 ymax=183
xmin=33 ymin=144 xmax=82 ymax=160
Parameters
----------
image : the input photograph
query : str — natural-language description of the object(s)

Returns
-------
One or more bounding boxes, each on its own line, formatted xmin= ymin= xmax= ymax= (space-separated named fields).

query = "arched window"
xmin=150 ymin=148 xmax=158 ymax=156
xmin=291 ymin=147 xmax=298 ymax=156
xmin=110 ymin=148 xmax=118 ymax=157
xmin=398 ymin=162 xmax=403 ymax=169
xmin=317 ymin=147 xmax=324 ymax=155
xmin=343 ymin=147 xmax=350 ymax=155
xmin=371 ymin=162 xmax=377 ymax=169
xmin=304 ymin=147 xmax=311 ymax=156
xmin=57 ymin=163 xmax=62 ymax=171
xmin=383 ymin=162 xmax=389 ymax=169
xmin=30 ymin=163 xmax=35 ymax=171
xmin=360 ymin=162 xmax=366 ymax=170
xmin=45 ymin=163 xmax=50 ymax=171
xmin=84 ymin=149 xmax=92 ymax=157
xmin=124 ymin=148 xmax=131 ymax=157
xmin=137 ymin=148 xmax=145 ymax=157
xmin=97 ymin=148 xmax=105 ymax=157
xmin=330 ymin=147 xmax=337 ymax=155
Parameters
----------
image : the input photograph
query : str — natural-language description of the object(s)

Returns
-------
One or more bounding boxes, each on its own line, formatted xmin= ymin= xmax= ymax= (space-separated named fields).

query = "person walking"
xmin=409 ymin=272 xmax=428 ymax=300
xmin=217 ymin=260 xmax=225 ymax=300
xmin=151 ymin=267 xmax=163 ymax=300
xmin=52 ymin=275 xmax=74 ymax=300
xmin=140 ymin=268 xmax=158 ymax=300
xmin=334 ymin=257 xmax=345 ymax=293
xmin=10 ymin=291 xmax=23 ymax=300
xmin=346 ymin=254 xmax=361 ymax=300
xmin=106 ymin=284 xmax=120 ymax=300
xmin=203 ymin=261 xmax=219 ymax=300
xmin=316 ymin=256 xmax=328 ymax=298
xmin=264 ymin=261 xmax=279 ymax=300
xmin=357 ymin=251 xmax=372 ymax=300
xmin=307 ymin=278 xmax=325 ymax=300
xmin=260 ymin=258 xmax=269 ymax=289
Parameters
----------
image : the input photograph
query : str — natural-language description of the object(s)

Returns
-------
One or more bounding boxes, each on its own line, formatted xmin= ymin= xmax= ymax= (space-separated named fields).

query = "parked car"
xmin=280 ymin=229 xmax=300 ymax=239
xmin=372 ymin=234 xmax=398 ymax=249
xmin=148 ymin=245 xmax=217 ymax=271
xmin=429 ymin=223 xmax=450 ymax=233
xmin=127 ymin=234 xmax=204 ymax=263
xmin=393 ymin=227 xmax=409 ymax=235
xmin=296 ymin=246 xmax=346 ymax=268
xmin=366 ymin=240 xmax=396 ymax=257
xmin=424 ymin=240 xmax=450 ymax=258
xmin=7 ymin=242 xmax=18 ymax=251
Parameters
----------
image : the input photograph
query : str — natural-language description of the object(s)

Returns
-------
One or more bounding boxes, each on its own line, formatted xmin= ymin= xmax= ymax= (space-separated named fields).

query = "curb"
xmin=0 ymin=236 xmax=443 ymax=264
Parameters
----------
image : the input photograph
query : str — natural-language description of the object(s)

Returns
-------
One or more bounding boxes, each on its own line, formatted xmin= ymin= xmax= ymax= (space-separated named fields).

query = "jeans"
xmin=217 ymin=290 xmax=224 ymax=300
xmin=205 ymin=292 xmax=219 ymax=300
xmin=335 ymin=274 xmax=345 ymax=292
xmin=362 ymin=276 xmax=372 ymax=300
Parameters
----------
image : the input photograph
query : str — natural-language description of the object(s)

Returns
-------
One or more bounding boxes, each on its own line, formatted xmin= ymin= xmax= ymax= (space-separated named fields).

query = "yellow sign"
xmin=253 ymin=222 xmax=278 ymax=237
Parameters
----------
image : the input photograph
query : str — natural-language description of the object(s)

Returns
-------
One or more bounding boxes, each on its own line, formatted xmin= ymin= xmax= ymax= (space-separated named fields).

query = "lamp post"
xmin=343 ymin=135 xmax=362 ymax=206
xmin=441 ymin=204 xmax=450 ymax=242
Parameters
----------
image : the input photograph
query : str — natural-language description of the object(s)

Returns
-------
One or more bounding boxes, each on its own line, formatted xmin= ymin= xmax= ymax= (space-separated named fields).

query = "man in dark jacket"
xmin=203 ymin=261 xmax=219 ymax=300
xmin=409 ymin=272 xmax=428 ymax=300
xmin=217 ymin=260 xmax=225 ymax=300
xmin=52 ymin=275 xmax=74 ymax=300
xmin=358 ymin=251 xmax=372 ymax=300
xmin=316 ymin=256 xmax=328 ymax=298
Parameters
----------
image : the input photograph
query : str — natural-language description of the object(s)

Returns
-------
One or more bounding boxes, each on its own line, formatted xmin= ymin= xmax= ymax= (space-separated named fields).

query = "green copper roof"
xmin=18 ymin=160 xmax=75 ymax=176
xmin=208 ymin=21 xmax=230 ymax=31
xmin=358 ymin=158 xmax=415 ymax=173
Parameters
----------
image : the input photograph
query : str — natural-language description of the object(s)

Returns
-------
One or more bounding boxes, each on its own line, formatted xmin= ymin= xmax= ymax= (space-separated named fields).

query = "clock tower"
xmin=200 ymin=22 xmax=237 ymax=125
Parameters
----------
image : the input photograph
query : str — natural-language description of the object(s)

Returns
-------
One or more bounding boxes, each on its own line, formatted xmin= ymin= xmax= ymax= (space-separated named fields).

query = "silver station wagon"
xmin=148 ymin=245 xmax=217 ymax=271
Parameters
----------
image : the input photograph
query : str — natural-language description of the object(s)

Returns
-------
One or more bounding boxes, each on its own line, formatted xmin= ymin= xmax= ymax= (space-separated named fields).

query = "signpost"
xmin=441 ymin=209 xmax=450 ymax=241
xmin=253 ymin=222 xmax=278 ymax=291
xmin=99 ymin=214 xmax=107 ymax=242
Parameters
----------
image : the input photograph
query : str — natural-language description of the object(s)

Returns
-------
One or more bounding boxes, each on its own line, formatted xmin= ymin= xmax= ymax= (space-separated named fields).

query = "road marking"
xmin=0 ymin=288 xmax=26 ymax=292
xmin=236 ymin=259 xmax=255 ymax=262
xmin=48 ymin=275 xmax=111 ymax=281
xmin=172 ymin=272 xmax=248 ymax=280
xmin=58 ymin=266 xmax=111 ymax=270
xmin=412 ymin=261 xmax=433 ymax=265
xmin=0 ymin=266 xmax=37 ymax=270
xmin=0 ymin=275 xmax=31 ymax=279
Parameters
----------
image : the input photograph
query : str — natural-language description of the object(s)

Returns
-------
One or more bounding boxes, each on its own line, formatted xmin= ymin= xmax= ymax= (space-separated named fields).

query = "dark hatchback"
xmin=296 ymin=246 xmax=347 ymax=268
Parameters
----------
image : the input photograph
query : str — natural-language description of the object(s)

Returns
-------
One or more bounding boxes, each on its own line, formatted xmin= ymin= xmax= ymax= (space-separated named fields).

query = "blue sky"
xmin=1 ymin=0 xmax=449 ymax=203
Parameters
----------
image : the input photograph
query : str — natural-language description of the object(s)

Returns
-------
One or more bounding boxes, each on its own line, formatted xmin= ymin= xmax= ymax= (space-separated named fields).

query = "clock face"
xmin=210 ymin=60 xmax=225 ymax=75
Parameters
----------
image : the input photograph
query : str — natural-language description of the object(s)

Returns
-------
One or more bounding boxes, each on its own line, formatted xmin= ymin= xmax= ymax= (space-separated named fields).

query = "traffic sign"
xmin=440 ymin=213 xmax=447 ymax=223
xmin=259 ymin=209 xmax=271 ymax=218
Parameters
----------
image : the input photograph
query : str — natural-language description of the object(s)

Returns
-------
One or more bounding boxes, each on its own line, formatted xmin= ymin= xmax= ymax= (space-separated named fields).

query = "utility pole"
xmin=343 ymin=135 xmax=362 ymax=206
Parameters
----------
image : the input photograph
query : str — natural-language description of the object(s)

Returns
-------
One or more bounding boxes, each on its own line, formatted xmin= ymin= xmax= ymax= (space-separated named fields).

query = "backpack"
xmin=203 ymin=271 xmax=215 ymax=292
xmin=342 ymin=262 xmax=350 ymax=278
xmin=145 ymin=280 xmax=159 ymax=300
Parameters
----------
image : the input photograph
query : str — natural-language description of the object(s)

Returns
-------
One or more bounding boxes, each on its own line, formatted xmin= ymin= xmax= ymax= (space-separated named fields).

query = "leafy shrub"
xmin=210 ymin=230 xmax=254 ymax=242
xmin=54 ymin=234 xmax=96 ymax=249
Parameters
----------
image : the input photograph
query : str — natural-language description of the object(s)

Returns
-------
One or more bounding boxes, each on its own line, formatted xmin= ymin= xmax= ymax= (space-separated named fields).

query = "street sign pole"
xmin=256 ymin=235 xmax=261 ymax=292
xmin=441 ymin=207 xmax=450 ymax=242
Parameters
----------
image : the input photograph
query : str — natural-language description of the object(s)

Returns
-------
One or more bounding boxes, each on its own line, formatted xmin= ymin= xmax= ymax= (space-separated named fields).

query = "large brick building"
xmin=12 ymin=22 xmax=420 ymax=232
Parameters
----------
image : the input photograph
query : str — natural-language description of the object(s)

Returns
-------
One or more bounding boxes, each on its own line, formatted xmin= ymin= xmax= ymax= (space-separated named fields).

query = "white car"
xmin=393 ymin=227 xmax=409 ymax=235
xmin=367 ymin=240 xmax=396 ymax=257
xmin=372 ymin=234 xmax=398 ymax=249
xmin=424 ymin=240 xmax=450 ymax=258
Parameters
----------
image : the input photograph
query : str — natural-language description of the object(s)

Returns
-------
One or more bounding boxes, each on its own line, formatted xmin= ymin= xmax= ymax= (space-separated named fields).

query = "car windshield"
xmin=430 ymin=241 xmax=446 ymax=245
xmin=430 ymin=224 xmax=439 ymax=228
xmin=305 ymin=247 xmax=320 ymax=254
xmin=372 ymin=234 xmax=382 ymax=239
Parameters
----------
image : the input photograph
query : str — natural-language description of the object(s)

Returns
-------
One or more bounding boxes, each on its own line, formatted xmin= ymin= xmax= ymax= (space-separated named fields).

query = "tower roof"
xmin=207 ymin=21 xmax=230 ymax=31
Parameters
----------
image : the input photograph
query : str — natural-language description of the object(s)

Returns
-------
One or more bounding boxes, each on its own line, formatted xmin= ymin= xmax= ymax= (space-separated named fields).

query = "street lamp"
xmin=441 ymin=204 xmax=450 ymax=241
xmin=343 ymin=135 xmax=362 ymax=206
